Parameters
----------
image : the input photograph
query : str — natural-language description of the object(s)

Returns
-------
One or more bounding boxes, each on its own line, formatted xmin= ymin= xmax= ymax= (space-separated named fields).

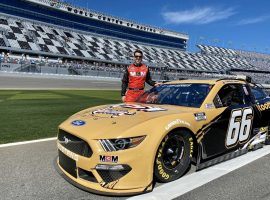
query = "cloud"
xmin=237 ymin=15 xmax=270 ymax=25
xmin=162 ymin=7 xmax=236 ymax=25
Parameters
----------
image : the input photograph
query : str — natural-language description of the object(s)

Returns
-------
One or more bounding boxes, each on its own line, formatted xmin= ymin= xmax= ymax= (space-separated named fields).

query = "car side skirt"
xmin=196 ymin=141 xmax=266 ymax=171
xmin=196 ymin=148 xmax=248 ymax=171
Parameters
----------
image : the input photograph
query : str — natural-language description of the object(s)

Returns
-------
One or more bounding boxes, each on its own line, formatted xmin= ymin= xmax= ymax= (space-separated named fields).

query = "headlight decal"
xmin=99 ymin=136 xmax=145 ymax=152
xmin=100 ymin=139 xmax=116 ymax=152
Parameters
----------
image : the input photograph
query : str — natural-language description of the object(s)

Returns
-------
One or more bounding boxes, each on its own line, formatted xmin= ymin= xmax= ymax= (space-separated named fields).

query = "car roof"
xmin=163 ymin=78 xmax=247 ymax=85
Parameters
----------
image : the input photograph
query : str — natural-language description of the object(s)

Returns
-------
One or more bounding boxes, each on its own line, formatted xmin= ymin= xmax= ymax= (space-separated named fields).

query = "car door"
xmin=250 ymin=85 xmax=270 ymax=126
xmin=201 ymin=83 xmax=258 ymax=160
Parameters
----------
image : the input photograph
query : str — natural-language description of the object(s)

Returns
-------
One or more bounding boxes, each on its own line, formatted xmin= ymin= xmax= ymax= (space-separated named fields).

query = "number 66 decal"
xmin=226 ymin=107 xmax=253 ymax=147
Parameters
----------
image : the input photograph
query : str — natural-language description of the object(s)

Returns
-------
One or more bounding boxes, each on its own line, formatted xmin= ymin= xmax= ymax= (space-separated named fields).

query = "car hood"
xmin=59 ymin=103 xmax=198 ymax=139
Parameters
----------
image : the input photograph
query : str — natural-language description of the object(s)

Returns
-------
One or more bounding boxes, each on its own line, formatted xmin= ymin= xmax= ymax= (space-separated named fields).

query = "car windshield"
xmin=136 ymin=83 xmax=212 ymax=108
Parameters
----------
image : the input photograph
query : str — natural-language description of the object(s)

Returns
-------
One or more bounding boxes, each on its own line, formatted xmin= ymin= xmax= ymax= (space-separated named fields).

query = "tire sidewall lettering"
xmin=154 ymin=132 xmax=191 ymax=182
xmin=156 ymin=140 xmax=170 ymax=180
xmin=189 ymin=137 xmax=193 ymax=157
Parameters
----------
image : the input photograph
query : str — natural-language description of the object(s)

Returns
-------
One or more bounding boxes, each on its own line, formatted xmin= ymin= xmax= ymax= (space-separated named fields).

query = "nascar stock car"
xmin=56 ymin=77 xmax=270 ymax=196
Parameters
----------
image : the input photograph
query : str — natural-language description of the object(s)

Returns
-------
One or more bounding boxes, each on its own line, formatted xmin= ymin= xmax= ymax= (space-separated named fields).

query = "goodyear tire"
xmin=154 ymin=130 xmax=193 ymax=182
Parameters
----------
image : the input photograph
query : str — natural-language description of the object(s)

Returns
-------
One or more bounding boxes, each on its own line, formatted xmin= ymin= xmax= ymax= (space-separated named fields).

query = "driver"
xmin=121 ymin=49 xmax=159 ymax=102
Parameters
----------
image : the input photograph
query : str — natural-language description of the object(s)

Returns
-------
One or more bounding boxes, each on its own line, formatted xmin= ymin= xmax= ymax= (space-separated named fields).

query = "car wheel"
xmin=154 ymin=130 xmax=193 ymax=183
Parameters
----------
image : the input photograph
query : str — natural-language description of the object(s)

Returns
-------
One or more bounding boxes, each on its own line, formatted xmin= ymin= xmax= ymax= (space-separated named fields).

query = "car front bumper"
xmin=56 ymin=141 xmax=153 ymax=196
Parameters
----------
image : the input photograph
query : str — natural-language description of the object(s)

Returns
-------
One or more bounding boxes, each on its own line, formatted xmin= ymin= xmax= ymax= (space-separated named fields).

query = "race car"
xmin=56 ymin=77 xmax=270 ymax=196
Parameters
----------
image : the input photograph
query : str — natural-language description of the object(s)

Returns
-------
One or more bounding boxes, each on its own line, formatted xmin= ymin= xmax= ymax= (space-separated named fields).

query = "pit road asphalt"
xmin=1 ymin=140 xmax=270 ymax=200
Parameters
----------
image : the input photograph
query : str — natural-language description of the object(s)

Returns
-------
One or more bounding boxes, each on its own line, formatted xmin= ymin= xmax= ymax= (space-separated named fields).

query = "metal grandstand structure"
xmin=0 ymin=0 xmax=269 ymax=84
xmin=0 ymin=0 xmax=188 ymax=50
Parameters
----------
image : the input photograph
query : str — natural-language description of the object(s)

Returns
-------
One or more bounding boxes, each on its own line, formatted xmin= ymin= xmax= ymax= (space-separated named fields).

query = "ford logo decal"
xmin=71 ymin=120 xmax=86 ymax=126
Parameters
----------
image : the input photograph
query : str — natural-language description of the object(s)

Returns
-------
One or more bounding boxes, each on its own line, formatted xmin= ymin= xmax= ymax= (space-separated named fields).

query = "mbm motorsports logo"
xmin=71 ymin=120 xmax=86 ymax=126
xmin=100 ymin=155 xmax=118 ymax=163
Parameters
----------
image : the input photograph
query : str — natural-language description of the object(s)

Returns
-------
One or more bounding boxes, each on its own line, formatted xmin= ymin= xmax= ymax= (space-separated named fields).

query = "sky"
xmin=65 ymin=0 xmax=270 ymax=53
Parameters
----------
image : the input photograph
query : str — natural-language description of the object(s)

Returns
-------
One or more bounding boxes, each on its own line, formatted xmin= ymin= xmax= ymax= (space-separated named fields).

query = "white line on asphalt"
xmin=0 ymin=137 xmax=57 ymax=148
xmin=128 ymin=145 xmax=270 ymax=200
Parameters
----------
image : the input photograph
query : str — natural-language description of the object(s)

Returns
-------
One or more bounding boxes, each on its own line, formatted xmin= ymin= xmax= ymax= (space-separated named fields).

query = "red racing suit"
xmin=121 ymin=63 xmax=156 ymax=102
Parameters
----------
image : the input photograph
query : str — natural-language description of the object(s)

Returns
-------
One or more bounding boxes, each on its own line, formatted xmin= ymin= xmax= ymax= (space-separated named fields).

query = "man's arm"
xmin=146 ymin=68 xmax=156 ymax=86
xmin=121 ymin=67 xmax=129 ymax=96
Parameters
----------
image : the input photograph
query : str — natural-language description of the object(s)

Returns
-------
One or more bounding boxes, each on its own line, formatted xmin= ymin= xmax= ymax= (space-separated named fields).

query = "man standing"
xmin=121 ymin=49 xmax=157 ymax=102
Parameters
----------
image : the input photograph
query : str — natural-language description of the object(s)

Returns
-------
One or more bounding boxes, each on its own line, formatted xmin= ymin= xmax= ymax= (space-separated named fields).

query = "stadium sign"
xmin=0 ymin=63 xmax=21 ymax=72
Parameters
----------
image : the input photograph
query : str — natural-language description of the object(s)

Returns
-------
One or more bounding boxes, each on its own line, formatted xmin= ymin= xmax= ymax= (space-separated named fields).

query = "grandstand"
xmin=197 ymin=44 xmax=270 ymax=71
xmin=196 ymin=44 xmax=270 ymax=84
xmin=0 ymin=0 xmax=269 ymax=84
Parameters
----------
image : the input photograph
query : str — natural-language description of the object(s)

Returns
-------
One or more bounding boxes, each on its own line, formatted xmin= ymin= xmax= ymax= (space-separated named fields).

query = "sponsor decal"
xmin=120 ymin=104 xmax=167 ymax=112
xmin=63 ymin=136 xmax=71 ymax=145
xmin=205 ymin=103 xmax=214 ymax=109
xmin=194 ymin=112 xmax=206 ymax=121
xmin=165 ymin=84 xmax=191 ymax=87
xmin=129 ymin=71 xmax=146 ymax=77
xmin=92 ymin=107 xmax=135 ymax=117
xmin=99 ymin=155 xmax=118 ymax=163
xmin=242 ymin=131 xmax=266 ymax=150
xmin=71 ymin=120 xmax=86 ymax=126
xmin=58 ymin=143 xmax=79 ymax=161
xmin=254 ymin=126 xmax=268 ymax=134
xmin=100 ymin=180 xmax=119 ymax=188
xmin=260 ymin=126 xmax=268 ymax=132
xmin=92 ymin=104 xmax=167 ymax=117
xmin=165 ymin=119 xmax=191 ymax=131
xmin=222 ymin=80 xmax=239 ymax=84
xmin=256 ymin=102 xmax=270 ymax=111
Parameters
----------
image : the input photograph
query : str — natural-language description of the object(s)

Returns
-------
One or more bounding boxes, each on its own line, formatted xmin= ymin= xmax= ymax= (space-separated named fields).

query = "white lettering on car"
xmin=165 ymin=119 xmax=191 ymax=130
xmin=226 ymin=107 xmax=253 ymax=148
xmin=58 ymin=143 xmax=79 ymax=161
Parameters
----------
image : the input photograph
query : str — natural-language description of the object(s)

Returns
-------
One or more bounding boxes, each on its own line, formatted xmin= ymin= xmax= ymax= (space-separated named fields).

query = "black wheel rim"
xmin=161 ymin=135 xmax=185 ymax=169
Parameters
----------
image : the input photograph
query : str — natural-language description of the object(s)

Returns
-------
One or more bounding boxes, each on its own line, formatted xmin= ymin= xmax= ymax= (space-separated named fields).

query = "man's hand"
xmin=154 ymin=82 xmax=162 ymax=87
xmin=122 ymin=96 xmax=126 ymax=102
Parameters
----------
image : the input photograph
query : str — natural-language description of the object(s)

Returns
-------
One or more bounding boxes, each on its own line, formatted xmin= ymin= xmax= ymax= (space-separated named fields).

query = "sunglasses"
xmin=134 ymin=55 xmax=142 ymax=58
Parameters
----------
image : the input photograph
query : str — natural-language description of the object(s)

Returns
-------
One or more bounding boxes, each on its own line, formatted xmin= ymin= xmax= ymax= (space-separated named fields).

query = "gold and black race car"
xmin=56 ymin=77 xmax=270 ymax=196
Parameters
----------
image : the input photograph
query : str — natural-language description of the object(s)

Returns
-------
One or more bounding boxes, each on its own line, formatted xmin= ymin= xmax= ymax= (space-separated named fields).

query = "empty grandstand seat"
xmin=0 ymin=37 xmax=6 ymax=47
xmin=18 ymin=41 xmax=32 ymax=50
xmin=0 ymin=13 xmax=269 ymax=80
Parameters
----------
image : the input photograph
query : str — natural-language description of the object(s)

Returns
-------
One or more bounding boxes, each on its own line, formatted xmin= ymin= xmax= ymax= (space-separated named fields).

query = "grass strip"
xmin=0 ymin=90 xmax=120 ymax=144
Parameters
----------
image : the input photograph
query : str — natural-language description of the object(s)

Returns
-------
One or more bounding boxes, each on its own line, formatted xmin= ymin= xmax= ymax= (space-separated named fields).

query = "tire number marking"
xmin=226 ymin=107 xmax=253 ymax=148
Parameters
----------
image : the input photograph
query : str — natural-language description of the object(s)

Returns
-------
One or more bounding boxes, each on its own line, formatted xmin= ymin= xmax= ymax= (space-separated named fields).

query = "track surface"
xmin=175 ymin=154 xmax=270 ymax=200
xmin=1 ymin=72 xmax=270 ymax=200
xmin=1 ymin=140 xmax=124 ymax=200
xmin=0 ymin=72 xmax=121 ymax=90
xmin=1 ymin=140 xmax=270 ymax=200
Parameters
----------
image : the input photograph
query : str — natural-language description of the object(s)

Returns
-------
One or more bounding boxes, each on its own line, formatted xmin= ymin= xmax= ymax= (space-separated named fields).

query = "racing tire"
xmin=154 ymin=130 xmax=193 ymax=183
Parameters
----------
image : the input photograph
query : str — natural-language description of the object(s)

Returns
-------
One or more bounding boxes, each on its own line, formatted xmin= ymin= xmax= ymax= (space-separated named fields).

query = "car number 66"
xmin=226 ymin=107 xmax=253 ymax=147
